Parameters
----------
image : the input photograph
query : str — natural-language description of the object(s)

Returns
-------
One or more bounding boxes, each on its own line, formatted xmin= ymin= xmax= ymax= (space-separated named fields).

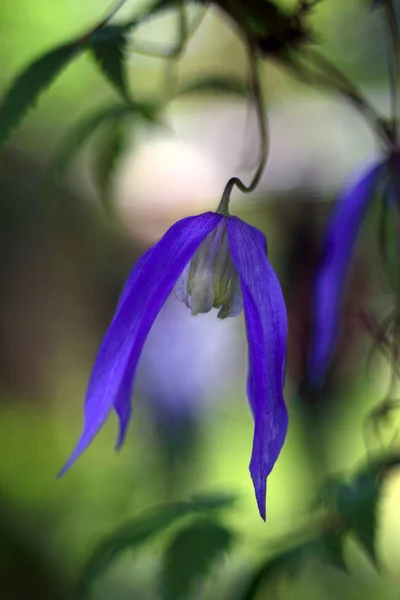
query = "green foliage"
xmin=50 ymin=103 xmax=133 ymax=180
xmin=50 ymin=101 xmax=159 ymax=181
xmin=238 ymin=532 xmax=346 ymax=600
xmin=319 ymin=456 xmax=400 ymax=567
xmin=0 ymin=21 xmax=135 ymax=152
xmin=92 ymin=119 xmax=126 ymax=216
xmin=161 ymin=518 xmax=233 ymax=600
xmin=79 ymin=493 xmax=236 ymax=598
xmin=0 ymin=42 xmax=84 ymax=150
xmin=90 ymin=25 xmax=129 ymax=100
xmin=336 ymin=471 xmax=380 ymax=565
xmin=239 ymin=453 xmax=400 ymax=600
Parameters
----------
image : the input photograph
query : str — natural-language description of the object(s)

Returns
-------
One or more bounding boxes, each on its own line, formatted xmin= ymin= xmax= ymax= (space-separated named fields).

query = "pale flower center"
xmin=175 ymin=222 xmax=243 ymax=319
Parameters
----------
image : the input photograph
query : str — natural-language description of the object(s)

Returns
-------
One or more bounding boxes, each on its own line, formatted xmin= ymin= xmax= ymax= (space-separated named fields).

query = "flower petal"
xmin=226 ymin=217 xmax=288 ymax=520
xmin=309 ymin=161 xmax=385 ymax=387
xmin=59 ymin=212 xmax=223 ymax=475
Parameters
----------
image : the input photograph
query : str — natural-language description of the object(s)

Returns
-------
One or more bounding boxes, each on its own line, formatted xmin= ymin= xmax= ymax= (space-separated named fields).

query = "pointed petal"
xmin=174 ymin=262 xmax=191 ymax=308
xmin=309 ymin=161 xmax=385 ymax=387
xmin=59 ymin=212 xmax=223 ymax=475
xmin=226 ymin=217 xmax=288 ymax=520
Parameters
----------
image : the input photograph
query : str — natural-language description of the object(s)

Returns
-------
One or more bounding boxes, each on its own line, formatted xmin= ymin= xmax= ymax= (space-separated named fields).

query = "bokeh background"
xmin=1 ymin=0 xmax=400 ymax=598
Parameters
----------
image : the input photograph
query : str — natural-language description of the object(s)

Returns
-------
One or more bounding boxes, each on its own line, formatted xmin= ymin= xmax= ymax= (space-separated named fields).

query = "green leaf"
xmin=90 ymin=25 xmax=129 ymax=99
xmin=50 ymin=100 xmax=161 ymax=181
xmin=92 ymin=120 xmax=126 ymax=216
xmin=238 ymin=532 xmax=347 ymax=600
xmin=238 ymin=542 xmax=308 ymax=600
xmin=175 ymin=75 xmax=249 ymax=98
xmin=189 ymin=491 xmax=237 ymax=512
xmin=336 ymin=471 xmax=380 ymax=566
xmin=161 ymin=518 xmax=234 ymax=600
xmin=372 ymin=453 xmax=400 ymax=476
xmin=50 ymin=103 xmax=134 ymax=180
xmin=313 ymin=475 xmax=344 ymax=511
xmin=0 ymin=41 xmax=84 ymax=150
xmin=79 ymin=503 xmax=191 ymax=599
xmin=316 ymin=531 xmax=347 ymax=573
xmin=79 ymin=493 xmax=236 ymax=599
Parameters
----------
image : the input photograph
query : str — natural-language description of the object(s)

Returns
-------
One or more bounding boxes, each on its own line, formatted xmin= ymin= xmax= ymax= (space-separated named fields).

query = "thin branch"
xmin=96 ymin=0 xmax=131 ymax=30
xmin=126 ymin=1 xmax=209 ymax=59
xmin=218 ymin=44 xmax=269 ymax=213
xmin=383 ymin=0 xmax=400 ymax=144
xmin=304 ymin=48 xmax=392 ymax=147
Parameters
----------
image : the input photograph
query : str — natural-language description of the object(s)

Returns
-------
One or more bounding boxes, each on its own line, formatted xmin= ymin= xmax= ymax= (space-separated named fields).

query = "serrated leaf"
xmin=238 ymin=542 xmax=308 ymax=600
xmin=79 ymin=503 xmax=191 ymax=599
xmin=176 ymin=75 xmax=248 ymax=98
xmin=50 ymin=103 xmax=133 ymax=180
xmin=161 ymin=518 xmax=233 ymax=600
xmin=90 ymin=25 xmax=129 ymax=99
xmin=336 ymin=472 xmax=380 ymax=566
xmin=79 ymin=493 xmax=236 ymax=599
xmin=0 ymin=41 xmax=84 ymax=150
xmin=317 ymin=531 xmax=348 ymax=572
xmin=238 ymin=532 xmax=347 ymax=600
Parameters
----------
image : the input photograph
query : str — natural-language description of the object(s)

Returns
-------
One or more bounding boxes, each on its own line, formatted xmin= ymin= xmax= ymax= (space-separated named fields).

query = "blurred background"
xmin=1 ymin=0 xmax=400 ymax=598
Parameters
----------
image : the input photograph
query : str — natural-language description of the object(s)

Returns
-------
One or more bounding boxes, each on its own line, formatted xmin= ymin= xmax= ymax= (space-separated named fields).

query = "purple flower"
xmin=137 ymin=294 xmax=243 ymax=419
xmin=59 ymin=212 xmax=288 ymax=520
xmin=309 ymin=159 xmax=389 ymax=386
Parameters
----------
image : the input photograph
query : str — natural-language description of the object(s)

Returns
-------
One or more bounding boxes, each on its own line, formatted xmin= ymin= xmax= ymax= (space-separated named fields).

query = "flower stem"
xmin=383 ymin=0 xmax=400 ymax=145
xmin=304 ymin=48 xmax=392 ymax=148
xmin=217 ymin=43 xmax=269 ymax=213
xmin=95 ymin=0 xmax=130 ymax=30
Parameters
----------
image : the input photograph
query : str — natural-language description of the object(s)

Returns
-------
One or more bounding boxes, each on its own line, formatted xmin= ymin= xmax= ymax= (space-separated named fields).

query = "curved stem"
xmin=96 ymin=0 xmax=130 ymax=30
xmin=304 ymin=48 xmax=392 ymax=148
xmin=126 ymin=2 xmax=209 ymax=59
xmin=217 ymin=44 xmax=268 ymax=213
xmin=383 ymin=0 xmax=400 ymax=144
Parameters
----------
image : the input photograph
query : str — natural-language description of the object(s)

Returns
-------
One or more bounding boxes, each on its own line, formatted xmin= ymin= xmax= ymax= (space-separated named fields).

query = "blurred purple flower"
xmin=137 ymin=295 xmax=243 ymax=485
xmin=59 ymin=212 xmax=288 ymax=519
xmin=309 ymin=159 xmax=389 ymax=386
xmin=137 ymin=294 xmax=242 ymax=419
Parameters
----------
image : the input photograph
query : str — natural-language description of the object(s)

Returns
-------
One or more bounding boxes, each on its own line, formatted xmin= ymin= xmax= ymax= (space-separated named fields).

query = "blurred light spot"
xmin=114 ymin=137 xmax=220 ymax=243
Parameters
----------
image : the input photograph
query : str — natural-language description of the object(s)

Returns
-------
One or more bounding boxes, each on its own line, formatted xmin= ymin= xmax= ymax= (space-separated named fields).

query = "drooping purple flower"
xmin=309 ymin=159 xmax=389 ymax=387
xmin=59 ymin=212 xmax=288 ymax=520
xmin=137 ymin=293 xmax=243 ymax=423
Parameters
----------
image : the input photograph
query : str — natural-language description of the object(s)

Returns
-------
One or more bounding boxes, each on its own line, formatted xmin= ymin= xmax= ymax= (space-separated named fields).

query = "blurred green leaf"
xmin=238 ymin=541 xmax=309 ymax=600
xmin=238 ymin=531 xmax=347 ymax=600
xmin=50 ymin=103 xmax=143 ymax=179
xmin=161 ymin=518 xmax=234 ymax=600
xmin=336 ymin=471 xmax=380 ymax=565
xmin=0 ymin=42 xmax=84 ymax=150
xmin=79 ymin=493 xmax=236 ymax=598
xmin=175 ymin=75 xmax=249 ymax=98
xmin=90 ymin=25 xmax=129 ymax=99
xmin=79 ymin=503 xmax=190 ymax=599
xmin=313 ymin=475 xmax=344 ymax=510
xmin=189 ymin=491 xmax=237 ymax=512
xmin=317 ymin=531 xmax=347 ymax=572
xmin=313 ymin=455 xmax=400 ymax=570
xmin=92 ymin=120 xmax=126 ymax=215
xmin=368 ymin=452 xmax=400 ymax=476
